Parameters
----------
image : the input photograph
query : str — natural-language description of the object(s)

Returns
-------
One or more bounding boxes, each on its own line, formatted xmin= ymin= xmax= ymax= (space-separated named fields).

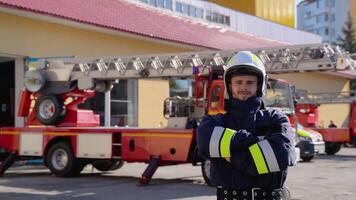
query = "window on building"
xmin=331 ymin=13 xmax=335 ymax=21
xmin=316 ymin=14 xmax=323 ymax=23
xmin=304 ymin=17 xmax=315 ymax=27
xmin=326 ymin=0 xmax=335 ymax=7
xmin=196 ymin=8 xmax=204 ymax=19
xmin=205 ymin=10 xmax=230 ymax=26
xmin=212 ymin=12 xmax=218 ymax=22
xmin=110 ymin=80 xmax=137 ymax=127
xmin=330 ymin=0 xmax=335 ymax=7
xmin=324 ymin=13 xmax=328 ymax=22
xmin=303 ymin=3 xmax=311 ymax=17
xmin=169 ymin=79 xmax=192 ymax=97
xmin=164 ymin=0 xmax=172 ymax=10
xmin=206 ymin=10 xmax=212 ymax=21
xmin=183 ymin=4 xmax=189 ymax=15
xmin=225 ymin=16 xmax=230 ymax=26
xmin=218 ymin=14 xmax=224 ymax=24
xmin=325 ymin=27 xmax=329 ymax=35
xmin=176 ymin=2 xmax=183 ymax=13
xmin=78 ymin=80 xmax=137 ymax=127
xmin=317 ymin=27 xmax=324 ymax=35
xmin=188 ymin=5 xmax=196 ymax=17
xmin=157 ymin=0 xmax=164 ymax=8
xmin=149 ymin=0 xmax=157 ymax=7
xmin=330 ymin=28 xmax=335 ymax=36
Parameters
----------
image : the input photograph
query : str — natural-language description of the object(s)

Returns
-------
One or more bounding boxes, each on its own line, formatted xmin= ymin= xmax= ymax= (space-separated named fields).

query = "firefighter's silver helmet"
xmin=223 ymin=51 xmax=267 ymax=99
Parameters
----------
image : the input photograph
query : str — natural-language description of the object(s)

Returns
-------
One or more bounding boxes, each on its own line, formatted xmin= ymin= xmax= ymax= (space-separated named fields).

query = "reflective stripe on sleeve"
xmin=249 ymin=143 xmax=269 ymax=174
xmin=258 ymin=140 xmax=280 ymax=172
xmin=209 ymin=126 xmax=225 ymax=157
xmin=219 ymin=128 xmax=236 ymax=158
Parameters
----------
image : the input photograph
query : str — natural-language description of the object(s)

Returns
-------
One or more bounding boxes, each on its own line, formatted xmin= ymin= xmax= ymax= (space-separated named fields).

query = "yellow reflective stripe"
xmin=219 ymin=128 xmax=235 ymax=158
xmin=297 ymin=129 xmax=310 ymax=137
xmin=249 ymin=143 xmax=269 ymax=174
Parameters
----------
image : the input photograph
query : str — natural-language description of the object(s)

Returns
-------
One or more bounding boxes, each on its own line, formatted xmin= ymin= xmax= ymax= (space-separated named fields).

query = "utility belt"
xmin=217 ymin=186 xmax=290 ymax=200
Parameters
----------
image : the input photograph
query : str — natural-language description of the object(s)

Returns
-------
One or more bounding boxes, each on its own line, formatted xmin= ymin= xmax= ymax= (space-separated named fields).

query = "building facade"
xmin=207 ymin=0 xmax=295 ymax=28
xmin=297 ymin=0 xmax=356 ymax=43
xmin=135 ymin=0 xmax=320 ymax=44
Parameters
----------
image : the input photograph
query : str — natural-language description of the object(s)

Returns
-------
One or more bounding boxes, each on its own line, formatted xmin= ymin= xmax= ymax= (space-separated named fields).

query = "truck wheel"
xmin=325 ymin=142 xmax=341 ymax=155
xmin=301 ymin=155 xmax=314 ymax=162
xmin=35 ymin=94 xmax=65 ymax=125
xmin=93 ymin=160 xmax=124 ymax=171
xmin=201 ymin=159 xmax=213 ymax=186
xmin=46 ymin=142 xmax=84 ymax=177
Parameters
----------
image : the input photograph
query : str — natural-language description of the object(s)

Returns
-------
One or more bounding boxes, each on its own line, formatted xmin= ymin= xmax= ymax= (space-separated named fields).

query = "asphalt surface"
xmin=0 ymin=147 xmax=355 ymax=200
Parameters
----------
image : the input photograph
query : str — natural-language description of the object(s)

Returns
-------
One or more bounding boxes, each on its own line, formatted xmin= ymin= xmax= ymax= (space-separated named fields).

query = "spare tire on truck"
xmin=35 ymin=94 xmax=65 ymax=125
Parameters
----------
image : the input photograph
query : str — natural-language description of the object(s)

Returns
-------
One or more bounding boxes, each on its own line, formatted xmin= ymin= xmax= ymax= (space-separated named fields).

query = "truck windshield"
xmin=265 ymin=79 xmax=294 ymax=114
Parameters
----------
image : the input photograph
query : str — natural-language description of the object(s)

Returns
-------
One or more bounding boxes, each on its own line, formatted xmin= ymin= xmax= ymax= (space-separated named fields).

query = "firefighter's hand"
xmin=225 ymin=157 xmax=231 ymax=162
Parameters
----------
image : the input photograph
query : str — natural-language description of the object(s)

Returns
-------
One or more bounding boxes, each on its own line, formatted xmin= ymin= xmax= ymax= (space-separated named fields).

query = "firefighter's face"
xmin=230 ymin=75 xmax=258 ymax=101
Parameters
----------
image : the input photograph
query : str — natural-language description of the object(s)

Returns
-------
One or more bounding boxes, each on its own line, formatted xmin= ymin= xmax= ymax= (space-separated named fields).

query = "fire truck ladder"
xmin=296 ymin=90 xmax=356 ymax=104
xmin=25 ymin=43 xmax=355 ymax=93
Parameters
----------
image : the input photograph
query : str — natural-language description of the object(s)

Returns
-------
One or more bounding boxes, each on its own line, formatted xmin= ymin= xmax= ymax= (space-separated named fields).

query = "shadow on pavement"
xmin=315 ymin=154 xmax=356 ymax=162
xmin=0 ymin=169 xmax=215 ymax=200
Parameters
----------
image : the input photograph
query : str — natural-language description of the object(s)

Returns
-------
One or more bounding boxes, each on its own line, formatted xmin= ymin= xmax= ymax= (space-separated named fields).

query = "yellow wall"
xmin=271 ymin=73 xmax=350 ymax=127
xmin=207 ymin=0 xmax=295 ymax=27
xmin=351 ymin=0 xmax=356 ymax=32
xmin=0 ymin=12 xmax=194 ymax=57
xmin=208 ymin=0 xmax=256 ymax=15
xmin=138 ymin=79 xmax=169 ymax=128
xmin=255 ymin=0 xmax=295 ymax=28
xmin=0 ymin=11 xmax=198 ymax=127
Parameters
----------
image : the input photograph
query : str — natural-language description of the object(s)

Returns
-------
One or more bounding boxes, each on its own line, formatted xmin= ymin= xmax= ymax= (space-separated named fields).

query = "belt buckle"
xmin=251 ymin=188 xmax=260 ymax=200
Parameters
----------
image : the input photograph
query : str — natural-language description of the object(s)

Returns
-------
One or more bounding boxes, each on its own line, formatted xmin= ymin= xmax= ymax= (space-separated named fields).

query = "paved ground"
xmin=0 ymin=147 xmax=355 ymax=200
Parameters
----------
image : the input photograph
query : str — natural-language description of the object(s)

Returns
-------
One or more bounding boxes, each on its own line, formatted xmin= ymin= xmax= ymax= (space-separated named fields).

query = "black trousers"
xmin=216 ymin=186 xmax=290 ymax=200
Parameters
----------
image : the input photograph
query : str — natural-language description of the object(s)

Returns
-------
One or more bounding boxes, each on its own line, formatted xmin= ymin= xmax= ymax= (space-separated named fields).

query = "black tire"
xmin=201 ymin=159 xmax=213 ymax=186
xmin=35 ymin=94 xmax=65 ymax=125
xmin=93 ymin=160 xmax=124 ymax=171
xmin=325 ymin=142 xmax=341 ymax=155
xmin=301 ymin=155 xmax=314 ymax=162
xmin=46 ymin=142 xmax=84 ymax=177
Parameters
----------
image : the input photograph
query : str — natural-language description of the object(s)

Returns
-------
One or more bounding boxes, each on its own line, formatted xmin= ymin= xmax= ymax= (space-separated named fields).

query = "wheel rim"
xmin=39 ymin=99 xmax=55 ymax=119
xmin=51 ymin=149 xmax=68 ymax=170
xmin=203 ymin=159 xmax=211 ymax=179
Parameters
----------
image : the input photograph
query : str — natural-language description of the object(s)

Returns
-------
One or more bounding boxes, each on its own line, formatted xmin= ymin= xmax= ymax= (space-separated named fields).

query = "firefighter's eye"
xmin=232 ymin=80 xmax=242 ymax=85
xmin=246 ymin=80 xmax=256 ymax=85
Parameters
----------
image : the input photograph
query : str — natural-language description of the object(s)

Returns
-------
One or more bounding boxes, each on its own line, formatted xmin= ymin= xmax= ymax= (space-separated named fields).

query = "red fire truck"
xmin=0 ymin=43 xmax=354 ymax=185
xmin=295 ymin=91 xmax=356 ymax=155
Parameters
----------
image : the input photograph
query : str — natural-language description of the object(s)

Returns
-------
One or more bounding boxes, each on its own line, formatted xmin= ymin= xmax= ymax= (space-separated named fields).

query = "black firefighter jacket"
xmin=196 ymin=96 xmax=297 ymax=190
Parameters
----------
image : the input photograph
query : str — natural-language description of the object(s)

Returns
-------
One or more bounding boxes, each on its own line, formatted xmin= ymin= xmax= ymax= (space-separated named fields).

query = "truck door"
xmin=0 ymin=60 xmax=15 ymax=127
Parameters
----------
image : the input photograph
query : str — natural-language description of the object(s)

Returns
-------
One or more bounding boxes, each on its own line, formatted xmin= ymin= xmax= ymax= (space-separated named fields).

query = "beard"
xmin=236 ymin=90 xmax=253 ymax=100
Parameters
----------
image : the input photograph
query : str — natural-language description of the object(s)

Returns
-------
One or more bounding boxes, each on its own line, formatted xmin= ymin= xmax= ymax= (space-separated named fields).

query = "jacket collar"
xmin=225 ymin=96 xmax=263 ymax=119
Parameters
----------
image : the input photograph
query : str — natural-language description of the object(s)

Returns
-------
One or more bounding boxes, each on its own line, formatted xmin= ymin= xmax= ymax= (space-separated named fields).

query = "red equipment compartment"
xmin=121 ymin=128 xmax=194 ymax=162
xmin=312 ymin=128 xmax=350 ymax=143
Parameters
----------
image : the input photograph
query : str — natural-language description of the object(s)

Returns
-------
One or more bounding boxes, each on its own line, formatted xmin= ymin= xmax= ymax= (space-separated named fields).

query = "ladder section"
xmin=296 ymin=90 xmax=356 ymax=104
xmin=25 ymin=43 xmax=356 ymax=91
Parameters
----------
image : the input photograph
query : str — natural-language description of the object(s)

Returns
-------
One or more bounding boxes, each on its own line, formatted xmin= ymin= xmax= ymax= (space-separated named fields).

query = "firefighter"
xmin=196 ymin=51 xmax=296 ymax=200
